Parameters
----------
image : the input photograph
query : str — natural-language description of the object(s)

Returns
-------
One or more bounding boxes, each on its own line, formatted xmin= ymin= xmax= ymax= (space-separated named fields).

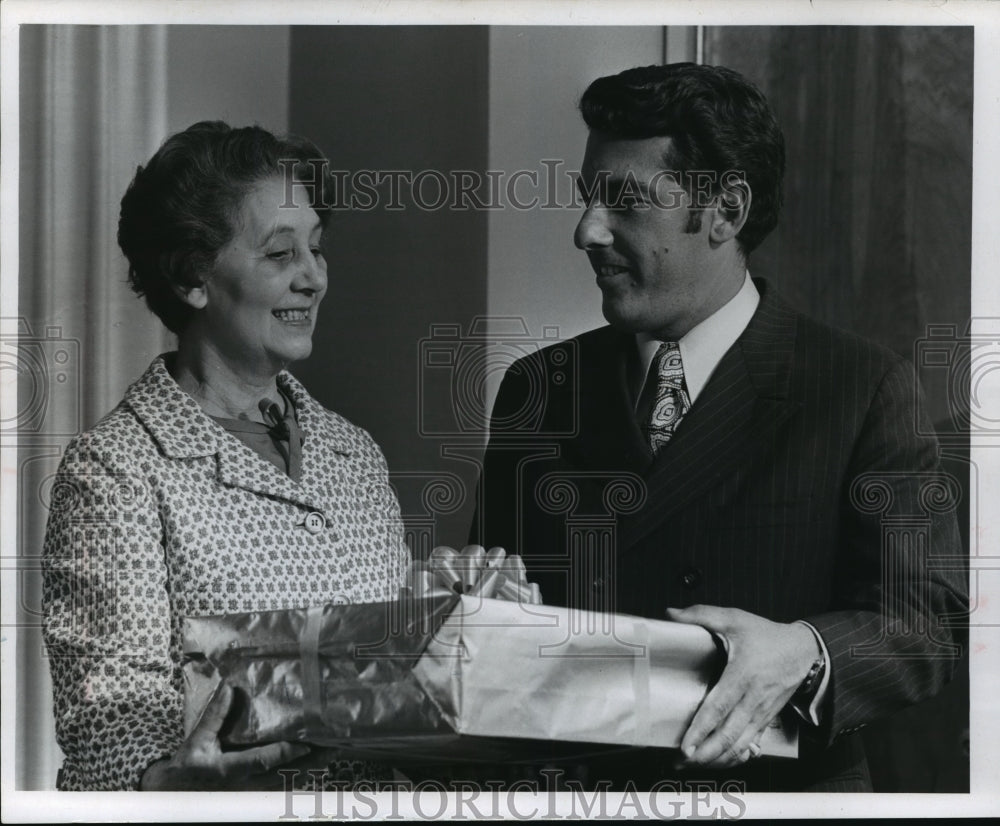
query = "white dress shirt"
xmin=635 ymin=272 xmax=830 ymax=725
xmin=634 ymin=271 xmax=760 ymax=406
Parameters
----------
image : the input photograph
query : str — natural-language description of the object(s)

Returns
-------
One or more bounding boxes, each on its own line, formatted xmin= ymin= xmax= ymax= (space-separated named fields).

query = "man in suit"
xmin=471 ymin=63 xmax=966 ymax=792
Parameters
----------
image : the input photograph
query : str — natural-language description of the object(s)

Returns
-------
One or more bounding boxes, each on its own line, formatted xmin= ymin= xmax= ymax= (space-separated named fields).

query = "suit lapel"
xmin=619 ymin=281 xmax=802 ymax=550
xmin=570 ymin=328 xmax=652 ymax=477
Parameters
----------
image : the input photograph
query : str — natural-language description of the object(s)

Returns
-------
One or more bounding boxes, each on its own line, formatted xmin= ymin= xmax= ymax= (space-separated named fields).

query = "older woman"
xmin=42 ymin=122 xmax=410 ymax=790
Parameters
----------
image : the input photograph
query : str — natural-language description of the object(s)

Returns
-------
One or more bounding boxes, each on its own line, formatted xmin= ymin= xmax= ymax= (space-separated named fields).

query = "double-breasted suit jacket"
xmin=42 ymin=356 xmax=410 ymax=790
xmin=473 ymin=279 xmax=966 ymax=791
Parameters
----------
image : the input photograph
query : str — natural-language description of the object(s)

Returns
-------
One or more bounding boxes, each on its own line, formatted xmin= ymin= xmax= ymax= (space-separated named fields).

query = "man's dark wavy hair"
xmin=118 ymin=121 xmax=331 ymax=334
xmin=579 ymin=63 xmax=785 ymax=256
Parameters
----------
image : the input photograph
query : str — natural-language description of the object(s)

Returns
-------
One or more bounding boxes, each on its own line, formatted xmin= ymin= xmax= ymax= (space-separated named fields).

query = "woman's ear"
xmin=708 ymin=177 xmax=752 ymax=245
xmin=170 ymin=274 xmax=209 ymax=310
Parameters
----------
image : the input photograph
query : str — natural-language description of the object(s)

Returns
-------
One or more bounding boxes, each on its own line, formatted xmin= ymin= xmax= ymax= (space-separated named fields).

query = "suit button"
xmin=591 ymin=577 xmax=605 ymax=592
xmin=679 ymin=567 xmax=702 ymax=588
xmin=303 ymin=512 xmax=326 ymax=534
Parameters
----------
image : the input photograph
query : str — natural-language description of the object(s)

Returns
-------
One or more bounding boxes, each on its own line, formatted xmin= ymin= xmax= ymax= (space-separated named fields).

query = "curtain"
xmin=702 ymin=26 xmax=972 ymax=426
xmin=703 ymin=26 xmax=972 ymax=793
xmin=15 ymin=25 xmax=172 ymax=790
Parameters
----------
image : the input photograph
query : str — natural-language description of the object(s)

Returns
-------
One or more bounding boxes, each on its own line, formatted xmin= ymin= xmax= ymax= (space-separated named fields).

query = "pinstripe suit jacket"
xmin=472 ymin=279 xmax=966 ymax=792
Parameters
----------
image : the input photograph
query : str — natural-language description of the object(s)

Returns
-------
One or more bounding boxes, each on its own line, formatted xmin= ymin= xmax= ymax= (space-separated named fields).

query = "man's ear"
xmin=170 ymin=273 xmax=209 ymax=310
xmin=708 ymin=178 xmax=752 ymax=245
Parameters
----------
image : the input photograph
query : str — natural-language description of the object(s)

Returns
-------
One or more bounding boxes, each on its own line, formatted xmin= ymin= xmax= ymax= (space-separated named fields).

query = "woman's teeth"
xmin=273 ymin=309 xmax=309 ymax=321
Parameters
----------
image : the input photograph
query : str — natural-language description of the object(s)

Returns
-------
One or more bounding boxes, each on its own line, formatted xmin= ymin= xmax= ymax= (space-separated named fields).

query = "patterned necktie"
xmin=645 ymin=341 xmax=691 ymax=455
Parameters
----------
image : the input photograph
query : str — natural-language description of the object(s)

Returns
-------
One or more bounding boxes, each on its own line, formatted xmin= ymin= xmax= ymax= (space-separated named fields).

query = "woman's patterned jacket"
xmin=42 ymin=355 xmax=410 ymax=790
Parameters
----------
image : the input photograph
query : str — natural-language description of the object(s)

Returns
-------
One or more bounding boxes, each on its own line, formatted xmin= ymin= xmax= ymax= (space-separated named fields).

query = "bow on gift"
xmin=402 ymin=545 xmax=543 ymax=605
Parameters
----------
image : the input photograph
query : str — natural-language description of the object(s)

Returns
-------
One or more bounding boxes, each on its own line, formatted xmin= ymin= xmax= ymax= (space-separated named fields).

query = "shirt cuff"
xmin=791 ymin=620 xmax=830 ymax=726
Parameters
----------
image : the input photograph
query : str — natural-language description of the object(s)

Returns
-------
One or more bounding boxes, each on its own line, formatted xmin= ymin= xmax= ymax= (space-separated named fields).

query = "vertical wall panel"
xmin=289 ymin=27 xmax=489 ymax=545
xmin=486 ymin=26 xmax=664 ymax=398
xmin=166 ymin=26 xmax=290 ymax=136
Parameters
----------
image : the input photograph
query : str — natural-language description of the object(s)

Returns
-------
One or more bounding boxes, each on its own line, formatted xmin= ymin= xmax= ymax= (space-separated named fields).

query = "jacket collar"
xmin=124 ymin=355 xmax=354 ymax=511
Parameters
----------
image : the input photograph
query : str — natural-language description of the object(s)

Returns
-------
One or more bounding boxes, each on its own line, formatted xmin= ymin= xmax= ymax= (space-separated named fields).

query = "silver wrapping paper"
xmin=182 ymin=595 xmax=798 ymax=763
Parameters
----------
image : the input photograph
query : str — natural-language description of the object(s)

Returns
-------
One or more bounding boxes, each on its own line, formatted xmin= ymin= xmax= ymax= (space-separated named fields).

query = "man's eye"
xmin=618 ymin=197 xmax=647 ymax=212
xmin=267 ymin=249 xmax=293 ymax=262
xmin=310 ymin=247 xmax=323 ymax=258
xmin=575 ymin=181 xmax=601 ymax=207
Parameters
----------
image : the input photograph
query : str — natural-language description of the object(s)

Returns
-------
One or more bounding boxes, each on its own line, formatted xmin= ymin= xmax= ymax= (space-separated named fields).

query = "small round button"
xmin=679 ymin=566 xmax=702 ymax=589
xmin=591 ymin=577 xmax=605 ymax=592
xmin=303 ymin=512 xmax=326 ymax=534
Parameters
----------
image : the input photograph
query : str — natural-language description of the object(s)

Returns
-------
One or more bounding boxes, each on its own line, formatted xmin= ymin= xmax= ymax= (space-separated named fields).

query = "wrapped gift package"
xmin=182 ymin=593 xmax=798 ymax=764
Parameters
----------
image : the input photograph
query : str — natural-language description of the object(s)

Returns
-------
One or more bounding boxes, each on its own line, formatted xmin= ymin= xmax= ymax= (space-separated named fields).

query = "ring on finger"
xmin=747 ymin=742 xmax=762 ymax=759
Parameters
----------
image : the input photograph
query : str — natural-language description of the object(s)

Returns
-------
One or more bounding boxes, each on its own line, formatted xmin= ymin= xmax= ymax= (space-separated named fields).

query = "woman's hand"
xmin=410 ymin=545 xmax=544 ymax=603
xmin=140 ymin=682 xmax=312 ymax=790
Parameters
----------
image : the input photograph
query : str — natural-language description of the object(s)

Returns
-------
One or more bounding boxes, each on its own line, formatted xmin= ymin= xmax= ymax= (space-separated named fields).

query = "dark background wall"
xmin=288 ymin=27 xmax=490 ymax=551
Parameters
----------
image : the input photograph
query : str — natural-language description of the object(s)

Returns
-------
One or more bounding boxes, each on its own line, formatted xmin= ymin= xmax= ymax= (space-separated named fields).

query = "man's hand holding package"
xmin=667 ymin=605 xmax=821 ymax=769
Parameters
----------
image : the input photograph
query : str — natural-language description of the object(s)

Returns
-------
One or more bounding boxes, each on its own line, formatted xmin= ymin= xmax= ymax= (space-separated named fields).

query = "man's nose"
xmin=574 ymin=205 xmax=613 ymax=250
